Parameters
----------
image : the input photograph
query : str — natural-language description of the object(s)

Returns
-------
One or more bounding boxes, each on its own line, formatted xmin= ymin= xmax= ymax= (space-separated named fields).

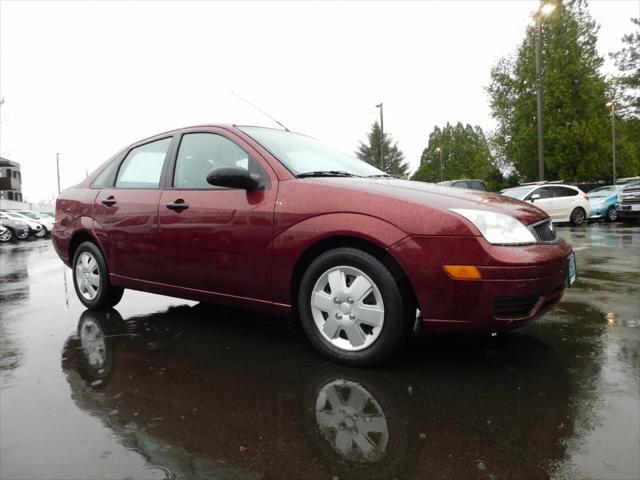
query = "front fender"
xmin=270 ymin=213 xmax=408 ymax=307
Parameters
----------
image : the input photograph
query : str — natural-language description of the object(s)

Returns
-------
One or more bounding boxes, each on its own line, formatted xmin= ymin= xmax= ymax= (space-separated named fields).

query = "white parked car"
xmin=501 ymin=183 xmax=591 ymax=226
xmin=0 ymin=210 xmax=47 ymax=237
xmin=15 ymin=210 xmax=55 ymax=232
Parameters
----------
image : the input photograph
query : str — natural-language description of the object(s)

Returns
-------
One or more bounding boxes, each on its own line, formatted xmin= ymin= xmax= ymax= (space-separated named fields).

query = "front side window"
xmin=525 ymin=187 xmax=553 ymax=200
xmin=115 ymin=137 xmax=172 ymax=189
xmin=173 ymin=133 xmax=255 ymax=189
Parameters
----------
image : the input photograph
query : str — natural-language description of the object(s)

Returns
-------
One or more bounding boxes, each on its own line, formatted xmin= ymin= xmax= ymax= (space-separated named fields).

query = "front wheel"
xmin=297 ymin=248 xmax=411 ymax=367
xmin=605 ymin=206 xmax=618 ymax=223
xmin=0 ymin=228 xmax=14 ymax=242
xmin=72 ymin=241 xmax=124 ymax=310
xmin=570 ymin=207 xmax=586 ymax=226
xmin=34 ymin=228 xmax=47 ymax=238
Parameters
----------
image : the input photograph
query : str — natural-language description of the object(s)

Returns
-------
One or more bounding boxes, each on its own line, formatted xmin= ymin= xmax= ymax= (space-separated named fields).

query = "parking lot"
xmin=1 ymin=224 xmax=639 ymax=480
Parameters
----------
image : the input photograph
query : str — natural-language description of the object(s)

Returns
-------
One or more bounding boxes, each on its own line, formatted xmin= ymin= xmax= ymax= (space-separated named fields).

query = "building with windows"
xmin=0 ymin=156 xmax=22 ymax=201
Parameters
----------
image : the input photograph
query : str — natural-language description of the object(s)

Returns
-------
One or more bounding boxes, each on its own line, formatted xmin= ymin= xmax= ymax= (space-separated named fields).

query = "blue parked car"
xmin=588 ymin=185 xmax=624 ymax=222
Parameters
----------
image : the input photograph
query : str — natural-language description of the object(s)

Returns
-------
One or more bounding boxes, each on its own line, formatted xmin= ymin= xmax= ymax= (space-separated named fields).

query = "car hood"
xmin=307 ymin=177 xmax=548 ymax=225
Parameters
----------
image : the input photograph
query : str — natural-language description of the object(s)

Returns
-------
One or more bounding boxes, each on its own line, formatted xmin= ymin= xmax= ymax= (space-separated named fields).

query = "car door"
xmin=549 ymin=186 xmax=580 ymax=222
xmin=158 ymin=129 xmax=277 ymax=304
xmin=526 ymin=187 xmax=555 ymax=218
xmin=93 ymin=136 xmax=174 ymax=283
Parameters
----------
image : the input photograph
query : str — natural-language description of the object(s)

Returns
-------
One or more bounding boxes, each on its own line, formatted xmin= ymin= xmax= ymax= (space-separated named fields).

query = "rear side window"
xmin=452 ymin=181 xmax=468 ymax=189
xmin=115 ymin=138 xmax=172 ymax=189
xmin=550 ymin=186 xmax=578 ymax=197
xmin=91 ymin=159 xmax=120 ymax=188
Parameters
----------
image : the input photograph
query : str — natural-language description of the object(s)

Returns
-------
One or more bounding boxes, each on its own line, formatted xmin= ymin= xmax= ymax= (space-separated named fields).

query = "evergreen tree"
xmin=610 ymin=17 xmax=640 ymax=118
xmin=411 ymin=122 xmax=494 ymax=183
xmin=488 ymin=0 xmax=611 ymax=182
xmin=355 ymin=122 xmax=409 ymax=178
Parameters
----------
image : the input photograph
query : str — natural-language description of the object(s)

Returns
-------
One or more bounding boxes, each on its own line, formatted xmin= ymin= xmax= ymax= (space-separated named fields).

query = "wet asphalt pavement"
xmin=1 ymin=224 xmax=639 ymax=480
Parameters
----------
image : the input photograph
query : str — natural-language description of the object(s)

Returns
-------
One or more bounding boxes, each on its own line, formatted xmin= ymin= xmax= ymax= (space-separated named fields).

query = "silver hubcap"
xmin=608 ymin=208 xmax=617 ymax=221
xmin=310 ymin=266 xmax=384 ymax=351
xmin=75 ymin=252 xmax=100 ymax=301
xmin=315 ymin=379 xmax=389 ymax=462
xmin=80 ymin=319 xmax=107 ymax=368
xmin=0 ymin=230 xmax=10 ymax=241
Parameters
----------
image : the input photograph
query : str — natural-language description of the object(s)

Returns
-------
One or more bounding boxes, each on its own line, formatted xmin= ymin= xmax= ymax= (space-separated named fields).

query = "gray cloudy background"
xmin=0 ymin=0 xmax=637 ymax=202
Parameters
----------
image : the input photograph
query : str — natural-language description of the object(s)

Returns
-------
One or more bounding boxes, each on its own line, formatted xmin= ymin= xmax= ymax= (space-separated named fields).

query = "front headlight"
xmin=449 ymin=208 xmax=537 ymax=245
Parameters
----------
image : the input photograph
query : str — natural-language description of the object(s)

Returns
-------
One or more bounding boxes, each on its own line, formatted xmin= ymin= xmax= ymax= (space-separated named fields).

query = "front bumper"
xmin=388 ymin=235 xmax=572 ymax=332
xmin=616 ymin=203 xmax=640 ymax=218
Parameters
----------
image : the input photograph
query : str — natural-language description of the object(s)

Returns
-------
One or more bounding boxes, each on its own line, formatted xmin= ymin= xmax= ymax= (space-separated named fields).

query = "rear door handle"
xmin=166 ymin=199 xmax=189 ymax=212
xmin=101 ymin=196 xmax=116 ymax=206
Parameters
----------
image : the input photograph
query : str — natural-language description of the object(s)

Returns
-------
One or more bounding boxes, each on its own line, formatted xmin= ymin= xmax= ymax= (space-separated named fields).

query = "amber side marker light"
xmin=443 ymin=265 xmax=482 ymax=280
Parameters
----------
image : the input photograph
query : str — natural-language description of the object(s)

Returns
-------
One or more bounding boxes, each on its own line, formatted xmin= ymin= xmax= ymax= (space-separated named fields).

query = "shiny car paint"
xmin=0 ymin=213 xmax=30 ymax=240
xmin=53 ymin=124 xmax=573 ymax=332
xmin=587 ymin=186 xmax=623 ymax=220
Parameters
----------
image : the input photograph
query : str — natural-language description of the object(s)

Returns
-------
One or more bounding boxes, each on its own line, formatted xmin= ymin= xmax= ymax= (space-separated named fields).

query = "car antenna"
xmin=231 ymin=91 xmax=290 ymax=131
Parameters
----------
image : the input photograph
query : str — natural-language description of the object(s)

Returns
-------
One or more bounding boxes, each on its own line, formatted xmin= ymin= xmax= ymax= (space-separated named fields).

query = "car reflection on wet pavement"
xmin=1 ymin=224 xmax=639 ymax=480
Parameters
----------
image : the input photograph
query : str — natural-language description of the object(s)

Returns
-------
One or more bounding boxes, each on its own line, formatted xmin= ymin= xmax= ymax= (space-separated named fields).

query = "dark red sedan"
xmin=53 ymin=125 xmax=575 ymax=365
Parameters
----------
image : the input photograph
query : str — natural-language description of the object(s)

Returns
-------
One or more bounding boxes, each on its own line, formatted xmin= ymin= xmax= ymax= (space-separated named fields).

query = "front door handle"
xmin=166 ymin=199 xmax=189 ymax=212
xmin=101 ymin=196 xmax=116 ymax=206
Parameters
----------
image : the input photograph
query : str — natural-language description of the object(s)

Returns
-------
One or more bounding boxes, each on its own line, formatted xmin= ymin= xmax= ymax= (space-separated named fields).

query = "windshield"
xmin=18 ymin=211 xmax=40 ymax=219
xmin=239 ymin=127 xmax=384 ymax=177
xmin=501 ymin=186 xmax=533 ymax=200
xmin=588 ymin=186 xmax=618 ymax=197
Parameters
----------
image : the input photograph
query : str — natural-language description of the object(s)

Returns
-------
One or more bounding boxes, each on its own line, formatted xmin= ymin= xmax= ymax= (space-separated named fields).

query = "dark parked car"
xmin=53 ymin=125 xmax=575 ymax=365
xmin=0 ymin=213 xmax=29 ymax=241
xmin=437 ymin=179 xmax=487 ymax=191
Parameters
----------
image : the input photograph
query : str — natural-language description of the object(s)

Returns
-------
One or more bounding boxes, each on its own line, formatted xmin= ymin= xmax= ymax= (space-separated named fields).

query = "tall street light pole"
xmin=56 ymin=153 xmax=61 ymax=195
xmin=607 ymin=101 xmax=616 ymax=183
xmin=533 ymin=2 xmax=556 ymax=181
xmin=375 ymin=103 xmax=384 ymax=172
xmin=436 ymin=147 xmax=443 ymax=181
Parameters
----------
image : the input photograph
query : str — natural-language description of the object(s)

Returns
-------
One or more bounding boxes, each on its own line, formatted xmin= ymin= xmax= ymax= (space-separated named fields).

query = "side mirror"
xmin=530 ymin=193 xmax=541 ymax=202
xmin=206 ymin=167 xmax=260 ymax=190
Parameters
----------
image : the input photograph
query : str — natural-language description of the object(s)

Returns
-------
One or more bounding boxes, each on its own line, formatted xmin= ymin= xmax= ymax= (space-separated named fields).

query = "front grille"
xmin=621 ymin=188 xmax=640 ymax=204
xmin=531 ymin=219 xmax=558 ymax=243
xmin=495 ymin=296 xmax=540 ymax=319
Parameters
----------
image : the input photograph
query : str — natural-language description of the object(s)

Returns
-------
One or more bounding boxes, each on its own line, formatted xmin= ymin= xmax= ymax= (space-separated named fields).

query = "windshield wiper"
xmin=367 ymin=173 xmax=393 ymax=178
xmin=297 ymin=170 xmax=360 ymax=178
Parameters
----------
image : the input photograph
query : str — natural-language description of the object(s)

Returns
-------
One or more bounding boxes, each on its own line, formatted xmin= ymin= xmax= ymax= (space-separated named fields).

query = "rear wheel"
xmin=0 ymin=228 xmax=13 ymax=242
xmin=570 ymin=207 xmax=586 ymax=226
xmin=34 ymin=228 xmax=46 ymax=238
xmin=72 ymin=241 xmax=124 ymax=310
xmin=605 ymin=206 xmax=618 ymax=222
xmin=298 ymin=248 xmax=411 ymax=366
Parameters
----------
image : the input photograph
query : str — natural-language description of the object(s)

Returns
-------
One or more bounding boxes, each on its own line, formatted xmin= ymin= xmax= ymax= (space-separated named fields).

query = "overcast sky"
xmin=0 ymin=0 xmax=637 ymax=202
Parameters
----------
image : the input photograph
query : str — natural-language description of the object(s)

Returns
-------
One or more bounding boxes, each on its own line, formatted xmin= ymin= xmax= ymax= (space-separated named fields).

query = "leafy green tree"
xmin=355 ymin=121 xmax=409 ymax=177
xmin=411 ymin=122 xmax=494 ymax=184
xmin=488 ymin=0 xmax=611 ymax=182
xmin=610 ymin=17 xmax=640 ymax=118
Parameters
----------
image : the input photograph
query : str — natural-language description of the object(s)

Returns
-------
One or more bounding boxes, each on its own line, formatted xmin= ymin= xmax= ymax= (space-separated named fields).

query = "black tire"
xmin=0 ymin=228 xmax=14 ymax=243
xmin=297 ymin=247 xmax=411 ymax=367
xmin=605 ymin=206 xmax=618 ymax=223
xmin=72 ymin=241 xmax=124 ymax=310
xmin=570 ymin=207 xmax=586 ymax=226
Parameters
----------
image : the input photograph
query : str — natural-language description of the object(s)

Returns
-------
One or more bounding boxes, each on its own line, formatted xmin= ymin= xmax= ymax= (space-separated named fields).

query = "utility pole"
xmin=56 ymin=153 xmax=61 ymax=194
xmin=436 ymin=147 xmax=443 ymax=181
xmin=535 ymin=19 xmax=545 ymax=181
xmin=607 ymin=101 xmax=617 ymax=183
xmin=533 ymin=2 xmax=556 ymax=181
xmin=376 ymin=103 xmax=384 ymax=172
